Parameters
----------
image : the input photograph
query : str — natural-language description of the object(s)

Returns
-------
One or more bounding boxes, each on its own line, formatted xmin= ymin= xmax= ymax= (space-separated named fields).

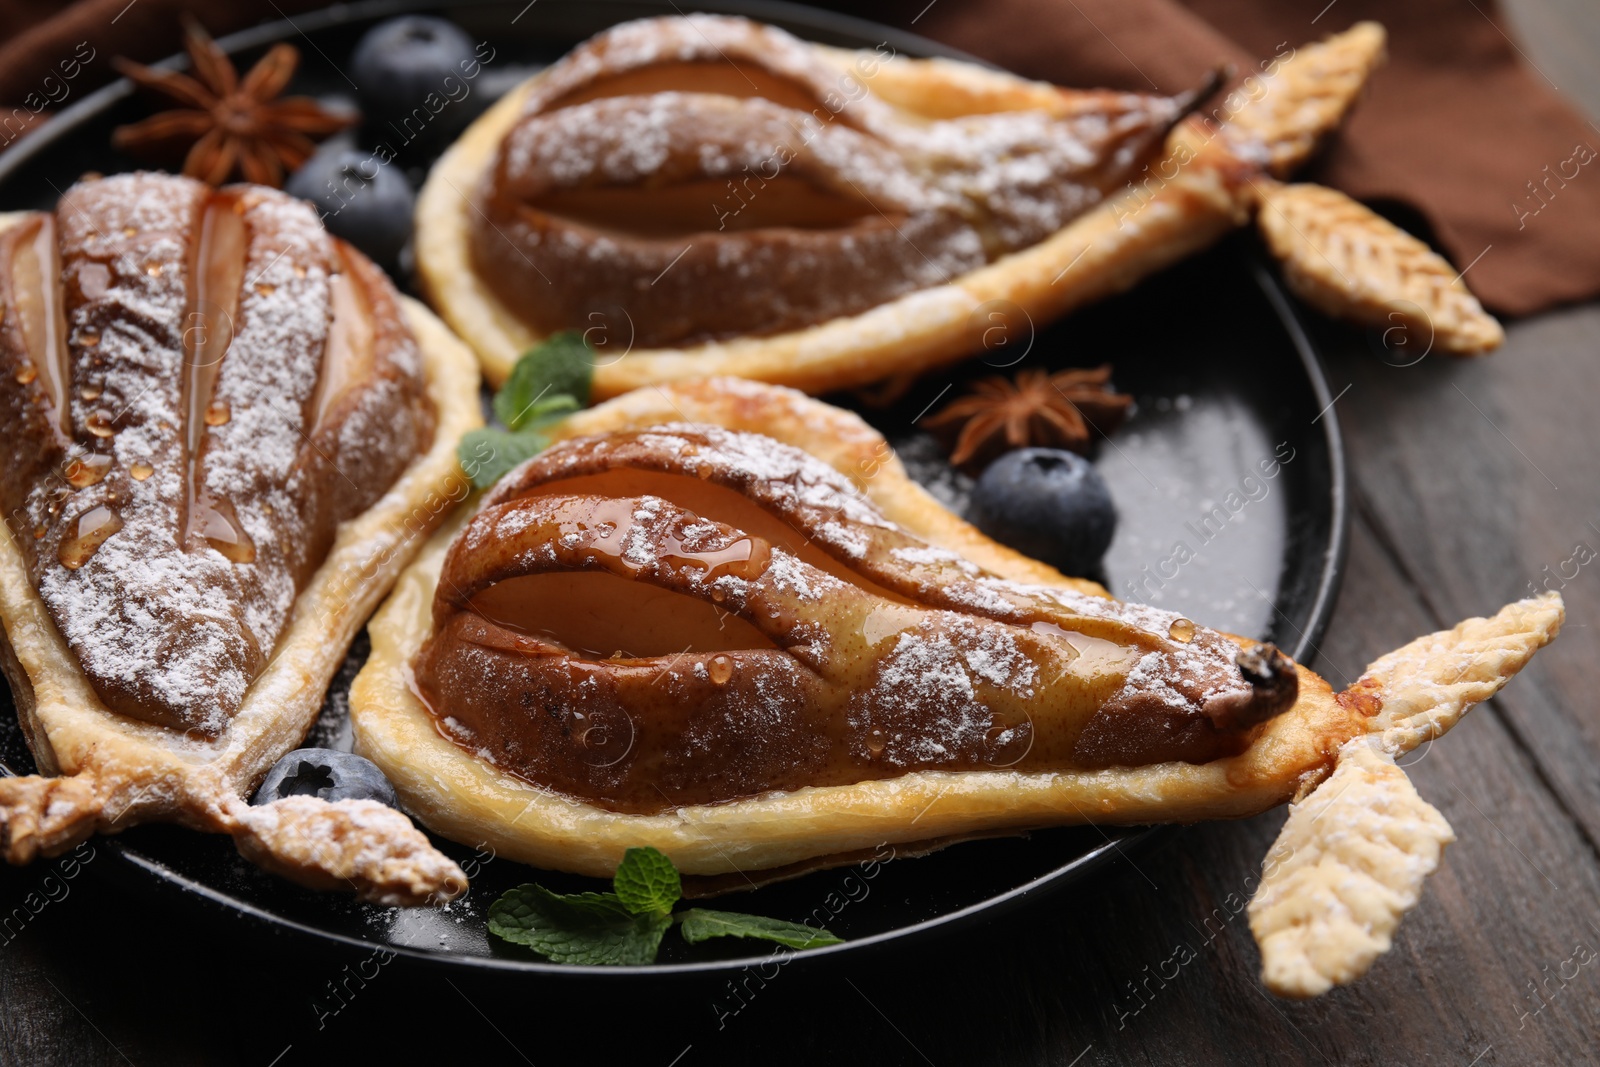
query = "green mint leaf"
xmin=677 ymin=908 xmax=844 ymax=950
xmin=487 ymin=885 xmax=671 ymax=965
xmin=494 ymin=331 xmax=594 ymax=431
xmin=522 ymin=393 xmax=582 ymax=428
xmin=612 ymin=847 xmax=682 ymax=915
xmin=457 ymin=427 xmax=549 ymax=490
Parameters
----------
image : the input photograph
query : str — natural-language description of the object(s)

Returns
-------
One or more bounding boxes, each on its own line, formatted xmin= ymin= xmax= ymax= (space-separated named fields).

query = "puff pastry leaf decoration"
xmin=1221 ymin=21 xmax=1386 ymax=176
xmin=0 ymin=173 xmax=483 ymax=903
xmin=1255 ymin=181 xmax=1504 ymax=355
xmin=1249 ymin=739 xmax=1455 ymax=999
xmin=235 ymin=797 xmax=468 ymax=907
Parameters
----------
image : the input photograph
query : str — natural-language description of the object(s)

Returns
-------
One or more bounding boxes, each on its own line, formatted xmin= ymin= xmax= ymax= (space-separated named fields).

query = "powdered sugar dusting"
xmin=849 ymin=614 xmax=1037 ymax=766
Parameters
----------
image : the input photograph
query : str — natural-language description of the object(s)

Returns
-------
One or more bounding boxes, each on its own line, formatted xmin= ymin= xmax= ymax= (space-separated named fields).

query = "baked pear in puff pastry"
xmin=351 ymin=378 xmax=1561 ymax=994
xmin=417 ymin=16 xmax=1500 ymax=400
xmin=0 ymin=173 xmax=481 ymax=905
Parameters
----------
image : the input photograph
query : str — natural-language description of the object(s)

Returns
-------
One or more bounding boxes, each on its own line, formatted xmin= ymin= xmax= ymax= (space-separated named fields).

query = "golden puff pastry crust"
xmin=349 ymin=379 xmax=1559 ymax=987
xmin=0 ymin=295 xmax=480 ymax=906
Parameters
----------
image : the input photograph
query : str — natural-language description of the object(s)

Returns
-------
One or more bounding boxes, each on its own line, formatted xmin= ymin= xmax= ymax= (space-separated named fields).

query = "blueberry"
xmin=349 ymin=16 xmax=481 ymax=152
xmin=968 ymin=448 xmax=1117 ymax=576
xmin=253 ymin=748 xmax=399 ymax=808
xmin=285 ymin=142 xmax=414 ymax=276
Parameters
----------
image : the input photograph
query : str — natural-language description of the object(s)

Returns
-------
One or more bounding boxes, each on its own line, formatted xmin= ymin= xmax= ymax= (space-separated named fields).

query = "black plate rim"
xmin=0 ymin=0 xmax=1349 ymax=976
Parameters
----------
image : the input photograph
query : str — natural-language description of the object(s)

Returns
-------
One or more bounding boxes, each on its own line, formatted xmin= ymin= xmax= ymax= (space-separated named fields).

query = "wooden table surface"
xmin=4 ymin=3 xmax=1599 ymax=1064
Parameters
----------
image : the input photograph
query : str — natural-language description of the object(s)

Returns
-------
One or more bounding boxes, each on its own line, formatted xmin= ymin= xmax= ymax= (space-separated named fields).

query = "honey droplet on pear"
xmin=78 ymin=383 xmax=102 ymax=401
xmin=129 ymin=461 xmax=154 ymax=481
xmin=62 ymin=453 xmax=112 ymax=489
xmin=194 ymin=496 xmax=255 ymax=563
xmin=1168 ymin=617 xmax=1196 ymax=643
xmin=204 ymin=399 xmax=231 ymax=426
xmin=707 ymin=654 xmax=734 ymax=685
xmin=866 ymin=727 xmax=887 ymax=757
xmin=86 ymin=409 xmax=115 ymax=437
xmin=78 ymin=330 xmax=100 ymax=348
xmin=59 ymin=505 xmax=122 ymax=568
xmin=14 ymin=359 xmax=37 ymax=385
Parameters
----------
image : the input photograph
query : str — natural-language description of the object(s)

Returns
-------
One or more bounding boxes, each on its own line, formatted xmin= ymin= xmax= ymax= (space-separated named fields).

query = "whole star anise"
xmin=922 ymin=365 xmax=1131 ymax=474
xmin=112 ymin=20 xmax=354 ymax=188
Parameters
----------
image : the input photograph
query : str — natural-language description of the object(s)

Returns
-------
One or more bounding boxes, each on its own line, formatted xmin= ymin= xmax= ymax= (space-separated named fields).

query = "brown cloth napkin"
xmin=2 ymin=0 xmax=1596 ymax=315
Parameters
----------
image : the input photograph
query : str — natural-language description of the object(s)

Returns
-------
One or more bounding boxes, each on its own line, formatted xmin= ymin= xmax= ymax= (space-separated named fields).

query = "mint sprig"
xmin=458 ymin=330 xmax=594 ymax=489
xmin=487 ymin=847 xmax=844 ymax=966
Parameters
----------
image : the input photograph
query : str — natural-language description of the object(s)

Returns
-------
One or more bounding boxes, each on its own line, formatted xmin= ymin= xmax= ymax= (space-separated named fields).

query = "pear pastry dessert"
xmin=352 ymin=378 xmax=1560 ymax=995
xmin=417 ymin=16 xmax=1501 ymax=399
xmin=0 ymin=172 xmax=481 ymax=905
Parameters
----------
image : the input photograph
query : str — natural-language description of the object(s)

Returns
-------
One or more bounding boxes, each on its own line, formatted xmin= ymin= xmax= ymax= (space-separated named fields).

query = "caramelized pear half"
xmin=414 ymin=425 xmax=1294 ymax=813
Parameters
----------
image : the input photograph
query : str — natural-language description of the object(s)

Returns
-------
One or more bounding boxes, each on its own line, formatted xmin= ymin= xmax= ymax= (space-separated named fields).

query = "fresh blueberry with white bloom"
xmin=252 ymin=748 xmax=399 ymax=808
xmin=285 ymin=142 xmax=414 ymax=275
xmin=968 ymin=447 xmax=1117 ymax=576
xmin=349 ymin=15 xmax=481 ymax=149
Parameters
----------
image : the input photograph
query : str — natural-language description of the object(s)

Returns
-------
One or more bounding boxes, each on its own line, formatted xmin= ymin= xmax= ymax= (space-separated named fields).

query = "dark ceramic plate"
xmin=0 ymin=0 xmax=1348 ymax=975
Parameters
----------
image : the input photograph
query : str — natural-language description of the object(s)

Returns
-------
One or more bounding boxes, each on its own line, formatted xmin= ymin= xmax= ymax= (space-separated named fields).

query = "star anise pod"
xmin=111 ymin=19 xmax=354 ymax=188
xmin=922 ymin=365 xmax=1131 ymax=474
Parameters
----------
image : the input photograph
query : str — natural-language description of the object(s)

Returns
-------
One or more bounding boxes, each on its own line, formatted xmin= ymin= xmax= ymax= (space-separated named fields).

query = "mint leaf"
xmin=488 ymin=885 xmax=671 ymax=965
xmin=612 ymin=847 xmax=682 ymax=915
xmin=678 ymin=908 xmax=844 ymax=950
xmin=494 ymin=331 xmax=593 ymax=430
xmin=457 ymin=427 xmax=549 ymax=490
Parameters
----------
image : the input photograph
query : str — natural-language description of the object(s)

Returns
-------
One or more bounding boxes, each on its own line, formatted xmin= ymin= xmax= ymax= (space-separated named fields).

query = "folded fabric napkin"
xmin=2 ymin=0 xmax=1594 ymax=315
